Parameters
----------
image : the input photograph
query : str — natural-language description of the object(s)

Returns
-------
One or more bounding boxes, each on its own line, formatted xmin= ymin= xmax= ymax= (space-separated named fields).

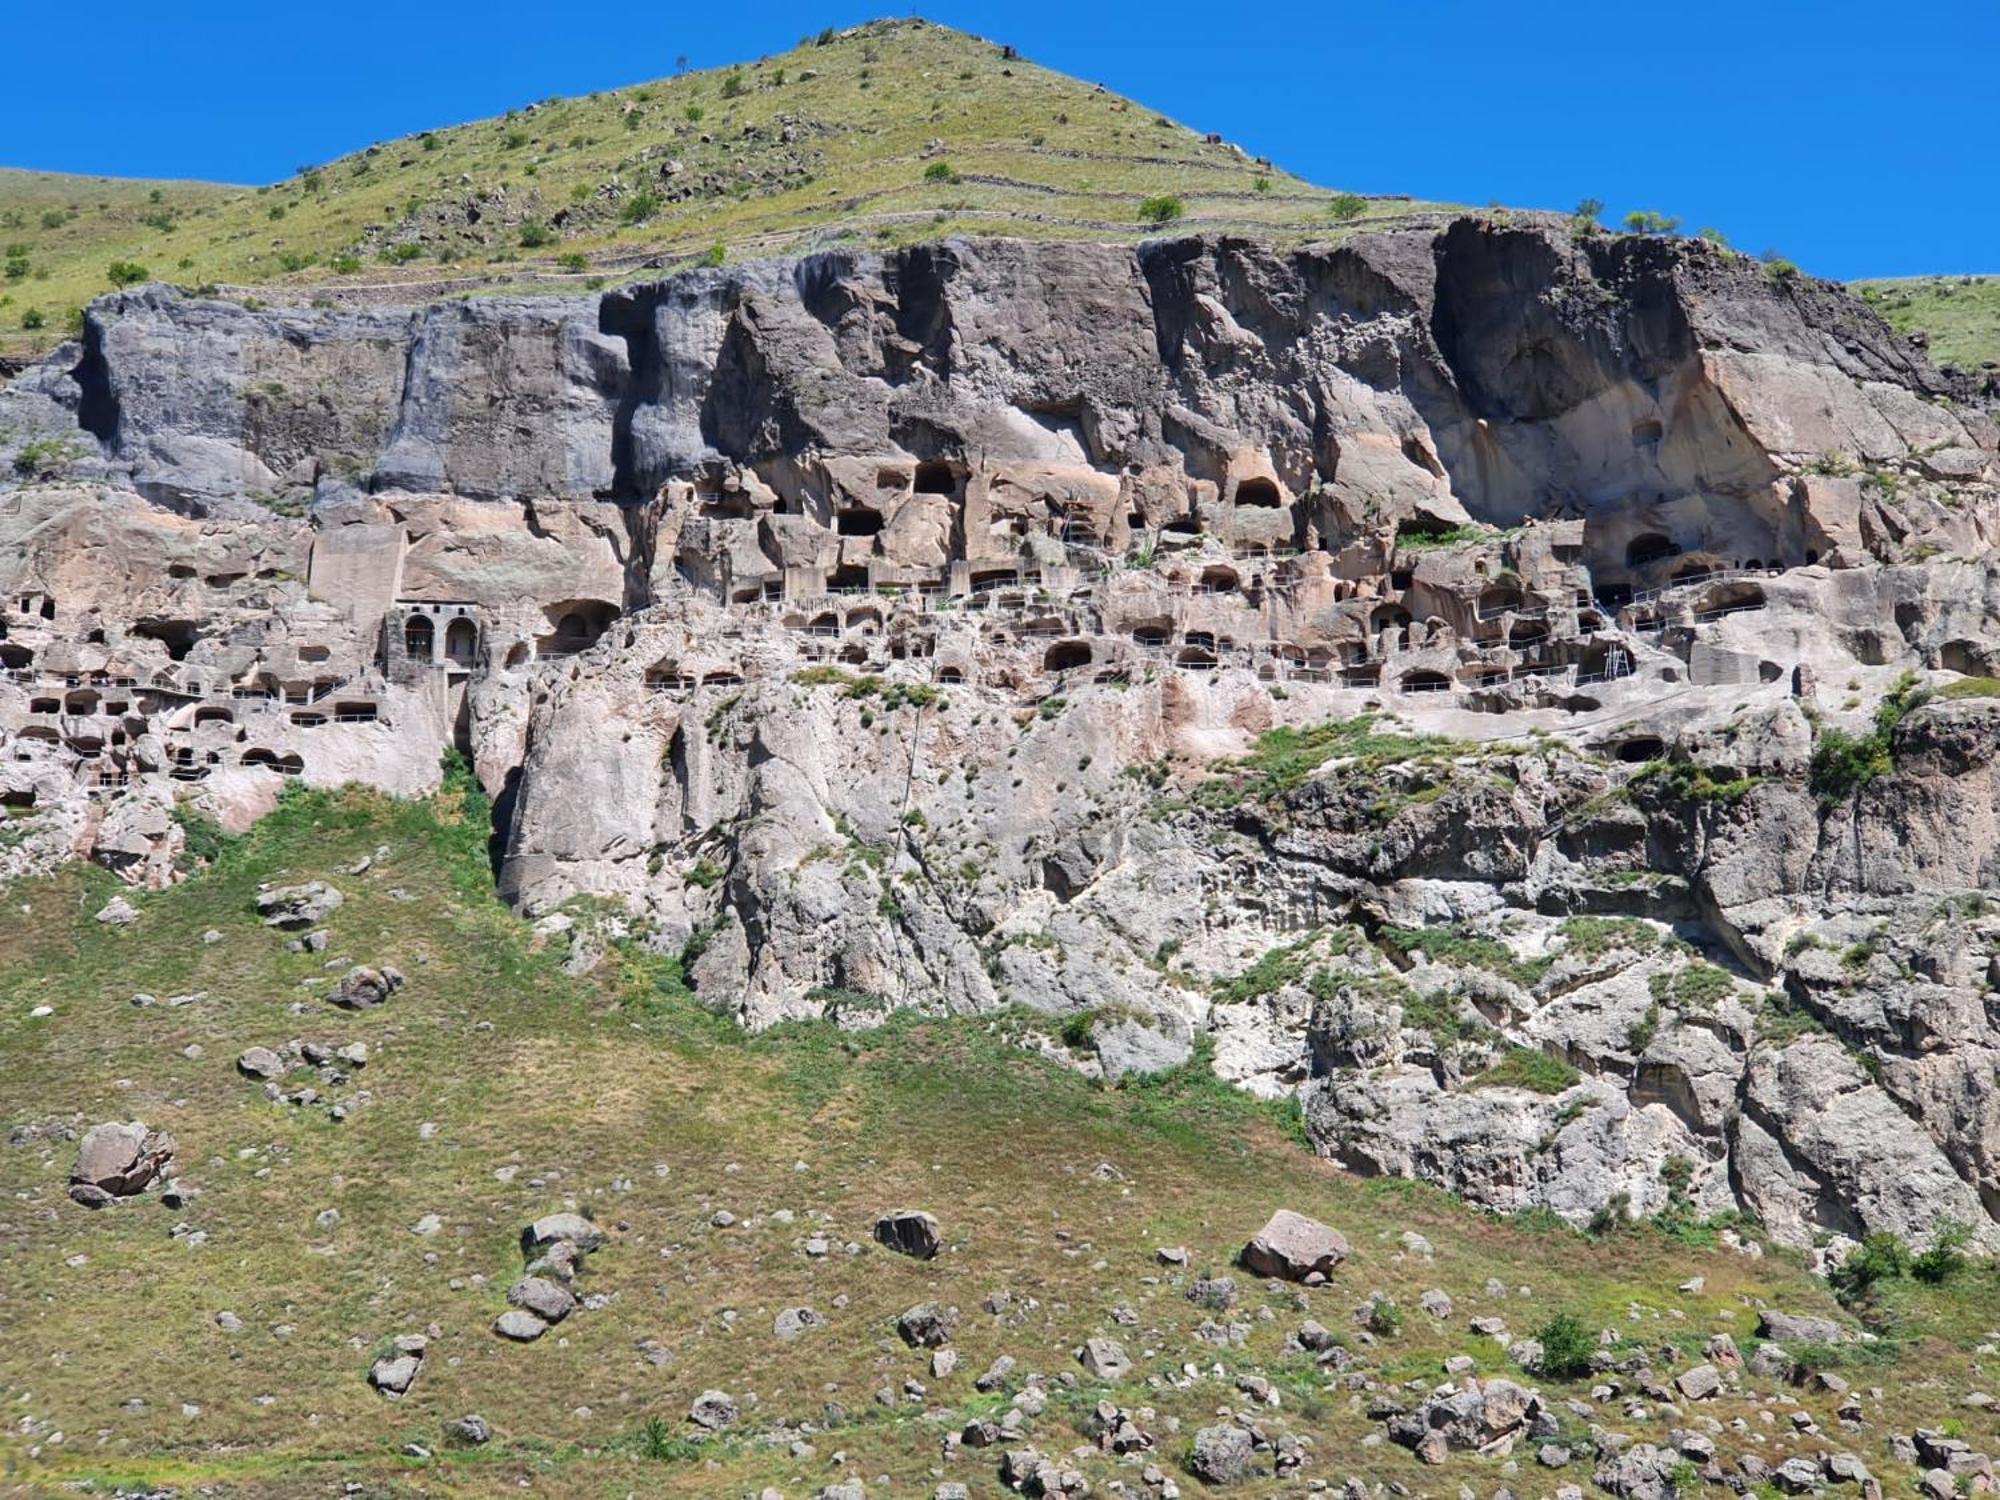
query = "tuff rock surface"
xmin=5 ymin=221 xmax=2000 ymax=1257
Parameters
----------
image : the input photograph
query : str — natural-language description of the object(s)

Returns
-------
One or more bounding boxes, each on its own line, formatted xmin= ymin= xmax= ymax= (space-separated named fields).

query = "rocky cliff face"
xmin=4 ymin=220 xmax=1998 ymax=1257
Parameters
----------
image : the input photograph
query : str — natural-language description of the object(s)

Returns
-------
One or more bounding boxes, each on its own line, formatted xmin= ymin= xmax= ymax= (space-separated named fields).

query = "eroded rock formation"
xmin=4 ymin=220 xmax=1998 ymax=1254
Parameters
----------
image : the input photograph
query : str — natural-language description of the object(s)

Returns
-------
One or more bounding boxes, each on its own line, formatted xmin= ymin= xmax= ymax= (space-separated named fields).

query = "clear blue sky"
xmin=6 ymin=0 xmax=1992 ymax=281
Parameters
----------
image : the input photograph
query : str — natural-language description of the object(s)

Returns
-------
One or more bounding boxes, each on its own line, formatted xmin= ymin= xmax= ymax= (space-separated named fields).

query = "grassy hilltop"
xmin=4 ymin=774 xmax=2000 ymax=1495
xmin=0 ymin=18 xmax=1443 ymax=361
xmin=1854 ymin=275 xmax=2000 ymax=372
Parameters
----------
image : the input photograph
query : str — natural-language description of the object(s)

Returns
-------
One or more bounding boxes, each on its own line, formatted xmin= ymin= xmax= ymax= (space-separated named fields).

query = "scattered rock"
xmin=328 ymin=964 xmax=404 ymax=1009
xmin=508 ymin=1276 xmax=576 ymax=1325
xmin=689 ymin=1389 xmax=739 ymax=1430
xmin=236 ymin=1046 xmax=286 ymax=1080
xmin=445 ymin=1414 xmax=491 ymax=1446
xmin=69 ymin=1121 xmax=175 ymax=1207
xmin=94 ymin=896 xmax=139 ymax=926
xmin=1078 ymin=1336 xmax=1131 ymax=1380
xmin=874 ymin=1208 xmax=942 ymax=1260
xmin=774 ymin=1306 xmax=827 ymax=1341
xmin=368 ymin=1335 xmax=428 ymax=1397
xmin=896 ymin=1301 xmax=959 ymax=1348
xmin=1240 ymin=1208 xmax=1350 ymax=1282
xmin=1189 ymin=1422 xmax=1256 ymax=1484
xmin=257 ymin=882 xmax=343 ymax=929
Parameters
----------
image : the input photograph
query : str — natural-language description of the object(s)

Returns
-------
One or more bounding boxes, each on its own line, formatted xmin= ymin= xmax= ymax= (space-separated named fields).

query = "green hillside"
xmin=1855 ymin=274 xmax=2000 ymax=371
xmin=0 ymin=19 xmax=1445 ymax=361
xmin=2 ymin=777 xmax=1996 ymax=1494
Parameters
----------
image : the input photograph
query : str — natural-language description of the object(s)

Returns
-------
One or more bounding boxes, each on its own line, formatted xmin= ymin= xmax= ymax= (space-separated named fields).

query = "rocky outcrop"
xmin=5 ymin=220 xmax=1999 ymax=1258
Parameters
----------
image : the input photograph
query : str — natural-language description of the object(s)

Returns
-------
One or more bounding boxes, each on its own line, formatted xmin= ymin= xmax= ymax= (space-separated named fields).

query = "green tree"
xmin=106 ymin=260 xmax=150 ymax=287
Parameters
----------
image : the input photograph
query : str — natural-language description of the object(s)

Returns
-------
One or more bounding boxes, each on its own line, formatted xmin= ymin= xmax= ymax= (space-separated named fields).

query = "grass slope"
xmin=1855 ymin=274 xmax=2000 ymax=371
xmin=3 ymin=774 xmax=1997 ymax=1494
xmin=0 ymin=18 xmax=1446 ymax=360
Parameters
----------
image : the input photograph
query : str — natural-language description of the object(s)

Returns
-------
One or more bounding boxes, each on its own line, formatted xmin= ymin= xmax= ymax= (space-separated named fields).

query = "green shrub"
xmin=1534 ymin=1311 xmax=1596 ymax=1378
xmin=1830 ymin=1231 xmax=1909 ymax=1304
xmin=558 ymin=251 xmax=587 ymax=272
xmin=698 ymin=243 xmax=726 ymax=268
xmin=330 ymin=253 xmax=362 ymax=275
xmin=620 ymin=191 xmax=662 ymax=225
xmin=1327 ymin=192 xmax=1367 ymax=222
xmin=1137 ymin=195 xmax=1184 ymax=226
xmin=1809 ymin=675 xmax=1930 ymax=805
xmin=21 ymin=307 xmax=45 ymax=331
xmin=106 ymin=260 xmax=150 ymax=287
xmin=518 ymin=221 xmax=556 ymax=248
xmin=1912 ymin=1221 xmax=1971 ymax=1285
xmin=1474 ymin=1047 xmax=1580 ymax=1095
xmin=720 ymin=69 xmax=747 ymax=99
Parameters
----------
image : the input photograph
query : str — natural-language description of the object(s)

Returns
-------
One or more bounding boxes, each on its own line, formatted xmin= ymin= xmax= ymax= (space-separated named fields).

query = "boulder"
xmin=329 ymin=964 xmax=404 ymax=1010
xmin=1593 ymin=1443 xmax=1680 ymax=1500
xmin=1757 ymin=1309 xmax=1845 ymax=1344
xmin=1240 ymin=1209 xmax=1350 ymax=1282
xmin=1188 ymin=1422 xmax=1256 ymax=1484
xmin=1675 ymin=1362 xmax=1723 ymax=1399
xmin=896 ymin=1301 xmax=959 ymax=1348
xmin=507 ymin=1275 xmax=576 ymax=1324
xmin=1387 ymin=1377 xmax=1545 ymax=1462
xmin=874 ymin=1208 xmax=942 ymax=1260
xmin=368 ymin=1334 xmax=427 ymax=1397
xmin=521 ymin=1212 xmax=605 ymax=1256
xmin=69 ymin=1121 xmax=175 ymax=1205
xmin=1078 ymin=1336 xmax=1131 ymax=1380
xmin=94 ymin=896 xmax=139 ymax=926
xmin=774 ymin=1306 xmax=827 ymax=1341
xmin=236 ymin=1046 xmax=286 ymax=1080
xmin=445 ymin=1414 xmax=491 ymax=1446
xmin=689 ymin=1389 xmax=739 ymax=1430
xmin=493 ymin=1309 xmax=549 ymax=1341
xmin=256 ymin=882 xmax=343 ymax=929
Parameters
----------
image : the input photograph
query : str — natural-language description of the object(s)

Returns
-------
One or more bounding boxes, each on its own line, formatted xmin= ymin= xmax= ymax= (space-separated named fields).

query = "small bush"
xmin=1327 ymin=192 xmax=1367 ymax=221
xmin=698 ymin=243 xmax=725 ymax=268
xmin=1474 ymin=1046 xmax=1580 ymax=1095
xmin=720 ymin=69 xmax=747 ymax=99
xmin=620 ymin=191 xmax=662 ymax=225
xmin=518 ymin=221 xmax=556 ymax=248
xmin=558 ymin=251 xmax=587 ymax=271
xmin=1830 ymin=1231 xmax=1909 ymax=1304
xmin=329 ymin=253 xmax=362 ymax=275
xmin=21 ymin=307 xmax=45 ymax=331
xmin=1534 ymin=1312 xmax=1596 ymax=1378
xmin=1912 ymin=1221 xmax=1971 ymax=1285
xmin=923 ymin=161 xmax=960 ymax=184
xmin=1137 ymin=195 xmax=1184 ymax=226
xmin=106 ymin=260 xmax=150 ymax=287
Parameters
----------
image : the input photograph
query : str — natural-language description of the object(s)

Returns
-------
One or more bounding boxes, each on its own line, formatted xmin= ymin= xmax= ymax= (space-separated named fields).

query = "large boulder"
xmin=368 ymin=1334 xmax=428 ymax=1397
xmin=69 ymin=1121 xmax=175 ymax=1207
xmin=1239 ymin=1209 xmax=1350 ymax=1282
xmin=895 ymin=1301 xmax=959 ymax=1348
xmin=256 ymin=882 xmax=344 ymax=929
xmin=874 ymin=1208 xmax=942 ymax=1260
xmin=1188 ymin=1423 xmax=1256 ymax=1484
xmin=520 ymin=1212 xmax=605 ymax=1256
xmin=1387 ymin=1377 xmax=1546 ymax=1463
xmin=329 ymin=964 xmax=404 ymax=1010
